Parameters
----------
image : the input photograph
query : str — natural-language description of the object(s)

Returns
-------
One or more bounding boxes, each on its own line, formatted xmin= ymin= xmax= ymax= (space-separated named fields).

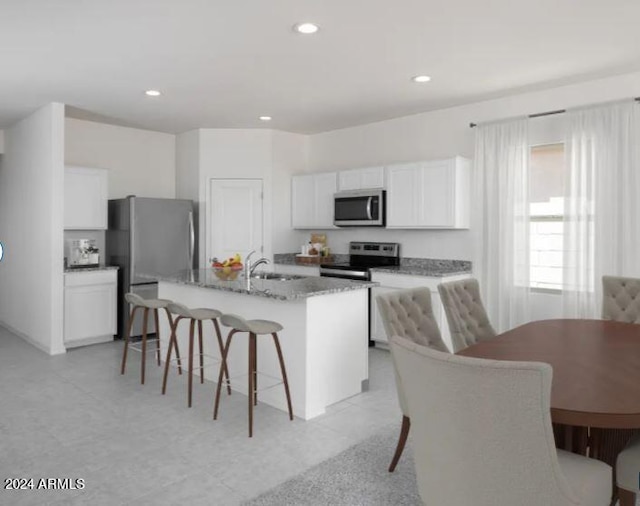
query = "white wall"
xmin=0 ymin=103 xmax=66 ymax=355
xmin=271 ymin=130 xmax=308 ymax=254
xmin=0 ymin=130 xmax=4 ymax=154
xmin=175 ymin=130 xmax=200 ymax=202
xmin=306 ymin=70 xmax=640 ymax=259
xmin=198 ymin=129 xmax=273 ymax=266
xmin=175 ymin=129 xmax=308 ymax=266
xmin=65 ymin=118 xmax=176 ymax=199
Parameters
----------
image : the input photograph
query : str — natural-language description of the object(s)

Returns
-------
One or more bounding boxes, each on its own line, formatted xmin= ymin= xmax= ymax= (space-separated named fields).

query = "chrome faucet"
xmin=243 ymin=250 xmax=270 ymax=289
xmin=244 ymin=250 xmax=256 ymax=280
xmin=249 ymin=257 xmax=270 ymax=276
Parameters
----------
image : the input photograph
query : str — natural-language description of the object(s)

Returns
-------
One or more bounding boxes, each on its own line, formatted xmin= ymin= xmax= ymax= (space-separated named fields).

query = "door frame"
xmin=206 ymin=178 xmax=265 ymax=267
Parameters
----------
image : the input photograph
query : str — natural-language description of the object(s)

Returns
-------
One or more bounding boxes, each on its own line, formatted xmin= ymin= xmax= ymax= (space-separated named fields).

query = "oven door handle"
xmin=366 ymin=197 xmax=373 ymax=220
xmin=320 ymin=268 xmax=369 ymax=280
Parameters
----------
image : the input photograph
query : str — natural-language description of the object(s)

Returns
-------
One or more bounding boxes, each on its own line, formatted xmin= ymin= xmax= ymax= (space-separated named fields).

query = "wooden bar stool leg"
xmin=248 ymin=332 xmax=256 ymax=437
xmin=252 ymin=332 xmax=258 ymax=406
xmin=187 ymin=319 xmax=195 ymax=407
xmin=162 ymin=316 xmax=182 ymax=395
xmin=164 ymin=308 xmax=182 ymax=375
xmin=198 ymin=320 xmax=204 ymax=384
xmin=213 ymin=329 xmax=237 ymax=420
xmin=389 ymin=416 xmax=411 ymax=472
xmin=272 ymin=332 xmax=293 ymax=420
xmin=141 ymin=308 xmax=149 ymax=384
xmin=213 ymin=319 xmax=231 ymax=394
xmin=154 ymin=308 xmax=161 ymax=366
xmin=121 ymin=306 xmax=139 ymax=375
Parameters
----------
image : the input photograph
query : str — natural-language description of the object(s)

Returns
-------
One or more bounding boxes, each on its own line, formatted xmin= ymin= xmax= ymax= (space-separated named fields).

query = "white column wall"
xmin=0 ymin=103 xmax=66 ymax=354
xmin=271 ymin=130 xmax=308 ymax=254
xmin=198 ymin=129 xmax=273 ymax=267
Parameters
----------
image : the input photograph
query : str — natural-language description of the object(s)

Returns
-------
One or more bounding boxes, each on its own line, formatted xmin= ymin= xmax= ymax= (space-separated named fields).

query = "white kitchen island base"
xmin=158 ymin=279 xmax=370 ymax=420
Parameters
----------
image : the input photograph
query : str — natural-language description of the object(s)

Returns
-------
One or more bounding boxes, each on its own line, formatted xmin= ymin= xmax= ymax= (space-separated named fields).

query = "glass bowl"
xmin=212 ymin=264 xmax=242 ymax=281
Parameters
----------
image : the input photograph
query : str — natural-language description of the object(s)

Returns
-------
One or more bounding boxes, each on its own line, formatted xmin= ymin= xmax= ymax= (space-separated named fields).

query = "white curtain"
xmin=563 ymin=100 xmax=640 ymax=318
xmin=473 ymin=118 xmax=531 ymax=332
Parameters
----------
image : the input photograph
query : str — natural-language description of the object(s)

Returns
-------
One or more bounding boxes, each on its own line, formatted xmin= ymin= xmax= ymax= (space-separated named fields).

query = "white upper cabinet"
xmin=64 ymin=166 xmax=108 ymax=230
xmin=291 ymin=172 xmax=337 ymax=229
xmin=338 ymin=166 xmax=385 ymax=191
xmin=386 ymin=156 xmax=470 ymax=229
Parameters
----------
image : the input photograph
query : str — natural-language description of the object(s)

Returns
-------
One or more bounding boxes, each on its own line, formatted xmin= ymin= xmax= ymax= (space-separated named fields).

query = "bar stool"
xmin=213 ymin=314 xmax=293 ymax=437
xmin=120 ymin=293 xmax=182 ymax=385
xmin=162 ymin=302 xmax=231 ymax=407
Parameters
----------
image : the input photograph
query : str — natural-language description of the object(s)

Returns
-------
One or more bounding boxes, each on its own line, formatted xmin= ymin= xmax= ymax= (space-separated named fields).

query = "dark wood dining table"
xmin=458 ymin=319 xmax=640 ymax=470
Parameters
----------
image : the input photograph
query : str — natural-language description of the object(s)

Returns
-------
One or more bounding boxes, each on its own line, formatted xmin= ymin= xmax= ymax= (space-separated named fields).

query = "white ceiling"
xmin=2 ymin=0 xmax=640 ymax=135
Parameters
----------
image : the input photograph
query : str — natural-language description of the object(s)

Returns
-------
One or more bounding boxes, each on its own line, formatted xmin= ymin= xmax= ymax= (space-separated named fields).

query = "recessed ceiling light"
xmin=145 ymin=89 xmax=161 ymax=97
xmin=259 ymin=116 xmax=272 ymax=122
xmin=294 ymin=23 xmax=319 ymax=34
xmin=411 ymin=75 xmax=431 ymax=83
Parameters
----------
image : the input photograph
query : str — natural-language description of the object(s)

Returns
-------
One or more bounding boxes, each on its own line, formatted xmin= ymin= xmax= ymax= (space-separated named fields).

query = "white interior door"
xmin=208 ymin=179 xmax=263 ymax=265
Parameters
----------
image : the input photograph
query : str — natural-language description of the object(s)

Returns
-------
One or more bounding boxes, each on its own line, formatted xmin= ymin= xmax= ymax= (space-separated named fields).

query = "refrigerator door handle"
xmin=188 ymin=211 xmax=195 ymax=269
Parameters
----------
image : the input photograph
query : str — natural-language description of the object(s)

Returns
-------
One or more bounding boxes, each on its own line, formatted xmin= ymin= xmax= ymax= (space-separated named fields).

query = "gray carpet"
xmin=243 ymin=424 xmax=421 ymax=506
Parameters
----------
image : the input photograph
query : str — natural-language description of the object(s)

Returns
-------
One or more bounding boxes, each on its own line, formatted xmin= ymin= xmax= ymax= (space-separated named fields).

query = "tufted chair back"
xmin=376 ymin=287 xmax=448 ymax=419
xmin=376 ymin=287 xmax=449 ymax=352
xmin=437 ymin=278 xmax=496 ymax=353
xmin=602 ymin=275 xmax=640 ymax=323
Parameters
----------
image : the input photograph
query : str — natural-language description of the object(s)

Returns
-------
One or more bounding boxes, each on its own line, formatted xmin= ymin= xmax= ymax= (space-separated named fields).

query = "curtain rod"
xmin=468 ymin=97 xmax=640 ymax=128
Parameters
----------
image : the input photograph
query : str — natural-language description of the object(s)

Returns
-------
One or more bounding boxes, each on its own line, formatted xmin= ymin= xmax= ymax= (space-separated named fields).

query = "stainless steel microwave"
xmin=334 ymin=189 xmax=386 ymax=227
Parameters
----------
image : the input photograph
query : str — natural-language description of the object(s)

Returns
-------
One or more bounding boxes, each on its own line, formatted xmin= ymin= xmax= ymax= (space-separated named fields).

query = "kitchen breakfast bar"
xmin=155 ymin=269 xmax=376 ymax=420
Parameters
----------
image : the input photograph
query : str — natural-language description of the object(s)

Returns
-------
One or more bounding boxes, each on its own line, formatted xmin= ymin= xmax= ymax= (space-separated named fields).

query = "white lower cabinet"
xmin=370 ymin=271 xmax=471 ymax=352
xmin=64 ymin=269 xmax=117 ymax=348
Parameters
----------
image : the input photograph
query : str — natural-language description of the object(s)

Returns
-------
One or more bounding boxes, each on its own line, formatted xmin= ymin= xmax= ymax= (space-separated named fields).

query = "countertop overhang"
xmin=153 ymin=269 xmax=377 ymax=301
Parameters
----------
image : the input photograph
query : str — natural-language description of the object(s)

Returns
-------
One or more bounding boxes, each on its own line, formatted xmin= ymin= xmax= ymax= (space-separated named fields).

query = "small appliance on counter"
xmin=66 ymin=239 xmax=100 ymax=269
xmin=296 ymin=233 xmax=334 ymax=264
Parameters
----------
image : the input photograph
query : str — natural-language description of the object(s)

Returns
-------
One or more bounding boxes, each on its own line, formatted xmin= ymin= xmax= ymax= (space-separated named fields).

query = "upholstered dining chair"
xmin=437 ymin=277 xmax=496 ymax=352
xmin=376 ymin=287 xmax=449 ymax=472
xmin=390 ymin=335 xmax=612 ymax=506
xmin=602 ymin=275 xmax=640 ymax=323
xmin=602 ymin=275 xmax=640 ymax=505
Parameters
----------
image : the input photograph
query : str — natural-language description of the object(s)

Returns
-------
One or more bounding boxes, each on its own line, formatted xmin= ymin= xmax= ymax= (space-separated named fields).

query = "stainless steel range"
xmin=320 ymin=241 xmax=400 ymax=346
xmin=319 ymin=241 xmax=400 ymax=280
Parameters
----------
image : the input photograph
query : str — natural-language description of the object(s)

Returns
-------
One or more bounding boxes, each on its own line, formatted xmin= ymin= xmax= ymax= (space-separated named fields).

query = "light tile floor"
xmin=0 ymin=327 xmax=401 ymax=506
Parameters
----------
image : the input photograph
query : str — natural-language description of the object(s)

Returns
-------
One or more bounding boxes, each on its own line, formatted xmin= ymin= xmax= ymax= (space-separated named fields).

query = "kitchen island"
xmin=156 ymin=269 xmax=376 ymax=420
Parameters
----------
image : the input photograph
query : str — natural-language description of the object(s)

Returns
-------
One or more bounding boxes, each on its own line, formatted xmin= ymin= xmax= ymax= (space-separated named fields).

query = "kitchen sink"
xmin=251 ymin=272 xmax=305 ymax=281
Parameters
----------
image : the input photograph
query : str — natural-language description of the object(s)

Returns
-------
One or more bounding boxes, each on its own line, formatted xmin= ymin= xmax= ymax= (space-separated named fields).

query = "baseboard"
xmin=0 ymin=319 xmax=66 ymax=355
xmin=65 ymin=334 xmax=114 ymax=349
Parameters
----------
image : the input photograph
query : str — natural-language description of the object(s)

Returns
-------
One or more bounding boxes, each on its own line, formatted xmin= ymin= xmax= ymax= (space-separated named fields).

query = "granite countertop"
xmin=273 ymin=253 xmax=349 ymax=266
xmin=64 ymin=265 xmax=120 ymax=274
xmin=371 ymin=258 xmax=471 ymax=277
xmin=154 ymin=269 xmax=377 ymax=301
xmin=274 ymin=253 xmax=471 ymax=277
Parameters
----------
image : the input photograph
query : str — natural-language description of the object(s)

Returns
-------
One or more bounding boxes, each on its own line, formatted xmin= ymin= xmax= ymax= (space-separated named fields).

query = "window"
xmin=529 ymin=144 xmax=565 ymax=290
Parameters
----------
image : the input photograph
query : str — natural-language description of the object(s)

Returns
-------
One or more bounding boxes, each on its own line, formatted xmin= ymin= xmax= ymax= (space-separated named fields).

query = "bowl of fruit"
xmin=211 ymin=254 xmax=243 ymax=281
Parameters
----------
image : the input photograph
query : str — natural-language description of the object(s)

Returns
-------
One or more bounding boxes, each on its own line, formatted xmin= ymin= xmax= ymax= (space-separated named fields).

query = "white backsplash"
xmin=292 ymin=228 xmax=472 ymax=261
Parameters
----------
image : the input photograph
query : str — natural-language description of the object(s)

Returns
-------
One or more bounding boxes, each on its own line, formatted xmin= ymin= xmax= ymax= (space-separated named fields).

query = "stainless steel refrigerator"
xmin=107 ymin=196 xmax=196 ymax=338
